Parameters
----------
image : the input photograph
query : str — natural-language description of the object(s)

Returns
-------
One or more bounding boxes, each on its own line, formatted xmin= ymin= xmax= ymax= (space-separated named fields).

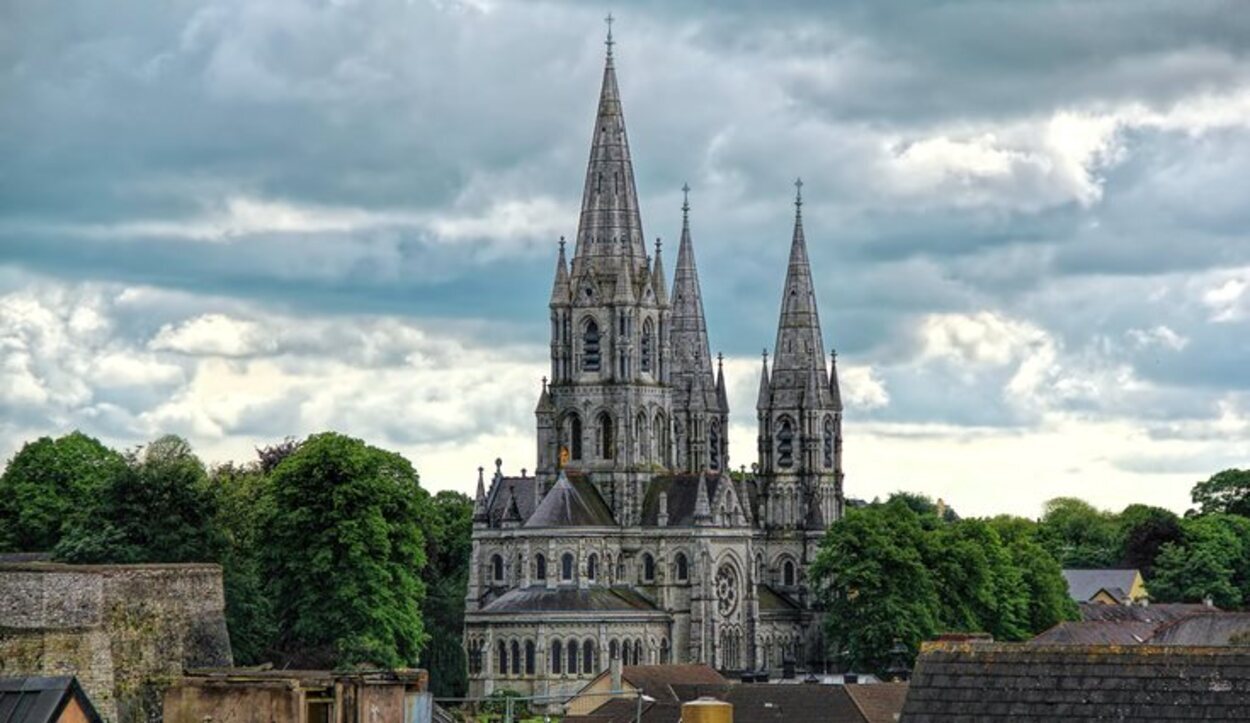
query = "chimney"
xmin=610 ymin=651 xmax=623 ymax=692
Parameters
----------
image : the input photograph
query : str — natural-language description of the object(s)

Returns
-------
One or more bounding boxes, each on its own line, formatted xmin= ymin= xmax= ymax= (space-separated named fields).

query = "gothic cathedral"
xmin=463 ymin=27 xmax=845 ymax=704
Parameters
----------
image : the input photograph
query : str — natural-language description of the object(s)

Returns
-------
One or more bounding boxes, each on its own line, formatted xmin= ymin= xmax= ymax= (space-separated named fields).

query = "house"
xmin=901 ymin=641 xmax=1250 ymax=721
xmin=0 ymin=676 xmax=103 ymax=723
xmin=564 ymin=663 xmax=728 ymax=716
xmin=163 ymin=669 xmax=431 ymax=723
xmin=1061 ymin=568 xmax=1147 ymax=604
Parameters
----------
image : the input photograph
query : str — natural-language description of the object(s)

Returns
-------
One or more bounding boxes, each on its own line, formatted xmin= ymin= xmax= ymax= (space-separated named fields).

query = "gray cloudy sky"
xmin=2 ymin=0 xmax=1248 ymax=517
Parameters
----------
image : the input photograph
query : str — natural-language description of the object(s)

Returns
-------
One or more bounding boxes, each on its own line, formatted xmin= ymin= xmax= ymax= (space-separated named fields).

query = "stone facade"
xmin=464 ymin=32 xmax=845 ymax=707
xmin=0 ymin=562 xmax=233 ymax=723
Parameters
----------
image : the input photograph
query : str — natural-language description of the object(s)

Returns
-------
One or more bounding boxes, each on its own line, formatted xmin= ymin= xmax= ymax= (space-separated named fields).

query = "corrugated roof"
xmin=477 ymin=585 xmax=659 ymax=614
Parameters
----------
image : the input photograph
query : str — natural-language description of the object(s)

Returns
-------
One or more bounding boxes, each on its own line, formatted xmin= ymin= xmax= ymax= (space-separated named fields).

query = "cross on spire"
xmin=681 ymin=182 xmax=691 ymax=222
xmin=794 ymin=177 xmax=804 ymax=214
xmin=605 ymin=13 xmax=615 ymax=58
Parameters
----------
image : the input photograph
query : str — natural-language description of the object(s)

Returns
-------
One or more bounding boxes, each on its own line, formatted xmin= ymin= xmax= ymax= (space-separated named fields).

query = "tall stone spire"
xmin=770 ymin=178 xmax=831 ymax=408
xmin=573 ymin=16 xmax=646 ymax=265
xmin=669 ymin=184 xmax=715 ymax=397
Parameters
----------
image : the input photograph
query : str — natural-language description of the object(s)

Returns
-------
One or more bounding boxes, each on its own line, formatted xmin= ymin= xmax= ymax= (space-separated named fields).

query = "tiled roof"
xmin=477 ymin=585 xmax=659 ymax=614
xmin=1149 ymin=612 xmax=1250 ymax=646
xmin=721 ymin=685 xmax=867 ymax=723
xmin=844 ymin=682 xmax=910 ymax=723
xmin=1029 ymin=620 xmax=1159 ymax=645
xmin=487 ymin=475 xmax=538 ymax=526
xmin=1079 ymin=602 xmax=1211 ymax=623
xmin=1061 ymin=568 xmax=1139 ymax=602
xmin=639 ymin=474 xmax=720 ymax=527
xmin=901 ymin=642 xmax=1250 ymax=721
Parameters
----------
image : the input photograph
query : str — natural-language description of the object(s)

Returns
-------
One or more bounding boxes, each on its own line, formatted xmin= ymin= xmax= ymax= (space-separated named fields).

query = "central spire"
xmin=573 ymin=16 xmax=646 ymax=265
xmin=770 ymin=178 xmax=832 ymax=406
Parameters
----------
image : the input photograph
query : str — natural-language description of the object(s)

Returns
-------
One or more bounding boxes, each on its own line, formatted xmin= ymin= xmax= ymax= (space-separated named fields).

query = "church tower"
xmin=757 ymin=181 xmax=844 ymax=539
xmin=537 ymin=24 xmax=672 ymax=526
xmin=669 ymin=186 xmax=730 ymax=473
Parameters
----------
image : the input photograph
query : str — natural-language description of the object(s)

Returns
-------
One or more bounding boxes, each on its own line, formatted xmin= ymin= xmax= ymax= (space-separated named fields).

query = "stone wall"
xmin=0 ymin=562 xmax=233 ymax=723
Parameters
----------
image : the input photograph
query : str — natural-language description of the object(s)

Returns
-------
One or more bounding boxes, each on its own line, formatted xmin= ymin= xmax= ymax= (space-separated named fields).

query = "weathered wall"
xmin=163 ymin=681 xmax=304 ymax=723
xmin=0 ymin=562 xmax=233 ymax=723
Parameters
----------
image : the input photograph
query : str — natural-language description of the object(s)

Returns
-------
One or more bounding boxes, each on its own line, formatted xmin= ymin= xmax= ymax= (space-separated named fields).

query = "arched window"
xmin=653 ymin=411 xmax=666 ymax=465
xmin=587 ymin=553 xmax=598 ymax=581
xmin=582 ymin=319 xmax=601 ymax=372
xmin=535 ymin=553 xmax=547 ymax=581
xmin=497 ymin=641 xmax=507 ymax=675
xmin=583 ymin=639 xmax=595 ymax=674
xmin=569 ymin=413 xmax=583 ymax=461
xmin=511 ymin=640 xmax=521 ymax=675
xmin=642 ymin=553 xmax=656 ymax=582
xmin=783 ymin=560 xmax=796 ymax=587
xmin=709 ymin=421 xmax=721 ymax=470
xmin=525 ymin=640 xmax=535 ymax=675
xmin=635 ymin=412 xmax=648 ymax=462
xmin=562 ymin=552 xmax=574 ymax=581
xmin=567 ymin=640 xmax=579 ymax=675
xmin=552 ymin=640 xmax=563 ymax=674
xmin=610 ymin=639 xmax=619 ymax=662
xmin=823 ymin=416 xmax=835 ymax=468
xmin=675 ymin=552 xmax=689 ymax=582
xmin=777 ymin=417 xmax=795 ymax=468
xmin=641 ymin=318 xmax=655 ymax=373
xmin=491 ymin=554 xmax=503 ymax=582
xmin=661 ymin=638 xmax=670 ymax=664
xmin=596 ymin=412 xmax=614 ymax=460
xmin=634 ymin=639 xmax=643 ymax=666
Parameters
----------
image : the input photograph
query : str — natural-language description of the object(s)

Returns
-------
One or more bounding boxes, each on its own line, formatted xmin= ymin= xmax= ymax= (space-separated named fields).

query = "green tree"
xmin=210 ymin=461 xmax=276 ymax=665
xmin=1149 ymin=514 xmax=1250 ymax=608
xmin=421 ymin=490 xmax=473 ymax=698
xmin=1191 ymin=469 xmax=1250 ymax=517
xmin=0 ymin=432 xmax=127 ymax=552
xmin=812 ymin=501 xmax=939 ymax=674
xmin=988 ymin=515 xmax=1079 ymax=631
xmin=927 ymin=520 xmax=1029 ymax=641
xmin=1037 ymin=497 xmax=1119 ymax=567
xmin=1117 ymin=504 xmax=1183 ymax=579
xmin=54 ymin=435 xmax=221 ymax=564
xmin=261 ymin=432 xmax=430 ymax=669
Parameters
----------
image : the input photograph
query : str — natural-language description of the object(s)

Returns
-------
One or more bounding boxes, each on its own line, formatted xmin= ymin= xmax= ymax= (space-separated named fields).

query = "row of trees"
xmin=0 ymin=431 xmax=472 ymax=697
xmin=811 ymin=494 xmax=1078 ymax=673
xmin=813 ymin=470 xmax=1250 ymax=675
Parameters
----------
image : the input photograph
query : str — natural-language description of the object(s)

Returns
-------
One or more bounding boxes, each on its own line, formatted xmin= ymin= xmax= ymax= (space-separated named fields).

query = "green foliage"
xmin=210 ymin=461 xmax=276 ymax=665
xmin=0 ymin=432 xmax=127 ymax=552
xmin=814 ymin=495 xmax=1076 ymax=676
xmin=421 ymin=490 xmax=474 ymax=698
xmin=1191 ymin=469 xmax=1250 ymax=517
xmin=54 ymin=435 xmax=222 ymax=564
xmin=1037 ymin=497 xmax=1119 ymax=568
xmin=1150 ymin=514 xmax=1250 ymax=608
xmin=1116 ymin=504 xmax=1183 ymax=578
xmin=260 ymin=432 xmax=430 ymax=669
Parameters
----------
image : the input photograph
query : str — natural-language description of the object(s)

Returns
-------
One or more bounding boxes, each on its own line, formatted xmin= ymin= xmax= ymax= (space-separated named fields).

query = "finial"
xmin=477 ymin=466 xmax=484 ymax=482
xmin=655 ymin=237 xmax=662 ymax=255
xmin=717 ymin=351 xmax=724 ymax=368
xmin=831 ymin=349 xmax=837 ymax=362
xmin=794 ymin=177 xmax=804 ymax=215
xmin=559 ymin=235 xmax=566 ymax=253
xmin=605 ymin=13 xmax=615 ymax=58
xmin=542 ymin=376 xmax=548 ymax=391
xmin=681 ymin=182 xmax=691 ymax=222
xmin=762 ymin=348 xmax=769 ymax=363
xmin=495 ymin=457 xmax=503 ymax=474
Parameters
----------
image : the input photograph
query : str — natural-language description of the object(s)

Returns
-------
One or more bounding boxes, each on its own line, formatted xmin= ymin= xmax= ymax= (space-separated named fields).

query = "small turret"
xmin=472 ymin=466 xmax=489 ymax=525
xmin=613 ymin=250 xmax=636 ymax=304
xmin=694 ymin=475 xmax=712 ymax=525
xmin=550 ymin=237 xmax=571 ymax=306
xmin=716 ymin=352 xmax=729 ymax=412
xmin=830 ymin=349 xmax=843 ymax=412
xmin=756 ymin=349 xmax=771 ymax=412
xmin=651 ymin=238 xmax=668 ymax=307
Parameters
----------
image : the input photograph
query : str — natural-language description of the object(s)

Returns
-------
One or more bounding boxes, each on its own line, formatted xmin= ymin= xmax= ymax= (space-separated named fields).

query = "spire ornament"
xmin=794 ymin=177 xmax=804 ymax=217
xmin=605 ymin=12 xmax=615 ymax=59
xmin=682 ymin=182 xmax=691 ymax=223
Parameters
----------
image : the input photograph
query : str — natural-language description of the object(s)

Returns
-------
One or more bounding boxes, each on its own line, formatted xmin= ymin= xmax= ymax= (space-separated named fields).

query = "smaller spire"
xmin=829 ymin=349 xmax=843 ymax=411
xmin=535 ymin=376 xmax=553 ymax=413
xmin=756 ymin=349 xmax=771 ymax=411
xmin=694 ymin=476 xmax=712 ymax=524
xmin=550 ymin=236 xmax=570 ymax=306
xmin=651 ymin=237 xmax=669 ymax=307
xmin=716 ymin=352 xmax=729 ymax=411
xmin=473 ymin=466 xmax=489 ymax=523
xmin=613 ymin=251 xmax=635 ymax=303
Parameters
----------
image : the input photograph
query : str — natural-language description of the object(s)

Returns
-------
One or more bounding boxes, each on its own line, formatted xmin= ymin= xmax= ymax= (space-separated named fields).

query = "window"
xmin=587 ymin=553 xmax=598 ymax=581
xmin=582 ymin=319 xmax=601 ymax=372
xmin=569 ymin=414 xmax=583 ymax=461
xmin=536 ymin=554 xmax=547 ymax=581
xmin=653 ymin=411 xmax=666 ymax=464
xmin=641 ymin=319 xmax=654 ymax=373
xmin=783 ymin=560 xmax=796 ymax=587
xmin=491 ymin=554 xmax=503 ymax=582
xmin=511 ymin=640 xmax=521 ymax=675
xmin=525 ymin=641 xmax=535 ymax=675
xmin=497 ymin=641 xmax=507 ymax=675
xmin=597 ymin=412 xmax=614 ymax=460
xmin=634 ymin=640 xmax=643 ymax=666
xmin=675 ymin=552 xmax=689 ymax=582
xmin=552 ymin=641 xmax=563 ymax=674
xmin=635 ymin=413 xmax=647 ymax=462
xmin=823 ymin=416 xmax=835 ymax=468
xmin=661 ymin=638 xmax=670 ymax=664
xmin=306 ymin=700 xmax=332 ymax=723
xmin=709 ymin=421 xmax=720 ymax=470
xmin=777 ymin=418 xmax=795 ymax=468
xmin=568 ymin=640 xmax=579 ymax=675
xmin=583 ymin=639 xmax=595 ymax=674
xmin=610 ymin=639 xmax=619 ymax=661
xmin=642 ymin=553 xmax=655 ymax=583
xmin=562 ymin=552 xmax=574 ymax=581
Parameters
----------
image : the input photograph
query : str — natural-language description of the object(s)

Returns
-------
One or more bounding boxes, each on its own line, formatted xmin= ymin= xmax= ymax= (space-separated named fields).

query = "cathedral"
xmin=463 ymin=26 xmax=845 ymax=703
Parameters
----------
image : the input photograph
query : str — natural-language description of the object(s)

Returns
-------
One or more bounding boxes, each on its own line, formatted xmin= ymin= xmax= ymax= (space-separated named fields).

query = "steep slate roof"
xmin=525 ymin=472 xmax=616 ymax=527
xmin=1079 ymin=601 xmax=1211 ymax=623
xmin=486 ymin=475 xmax=538 ymax=526
xmin=0 ymin=677 xmax=103 ymax=723
xmin=639 ymin=474 xmax=718 ymax=526
xmin=1062 ymin=568 xmax=1139 ymax=602
xmin=844 ymin=683 xmax=910 ymax=723
xmin=477 ymin=585 xmax=658 ymax=614
xmin=1149 ymin=612 xmax=1250 ymax=645
xmin=901 ymin=642 xmax=1250 ymax=721
xmin=758 ymin=584 xmax=801 ymax=613
xmin=1029 ymin=620 xmax=1159 ymax=645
